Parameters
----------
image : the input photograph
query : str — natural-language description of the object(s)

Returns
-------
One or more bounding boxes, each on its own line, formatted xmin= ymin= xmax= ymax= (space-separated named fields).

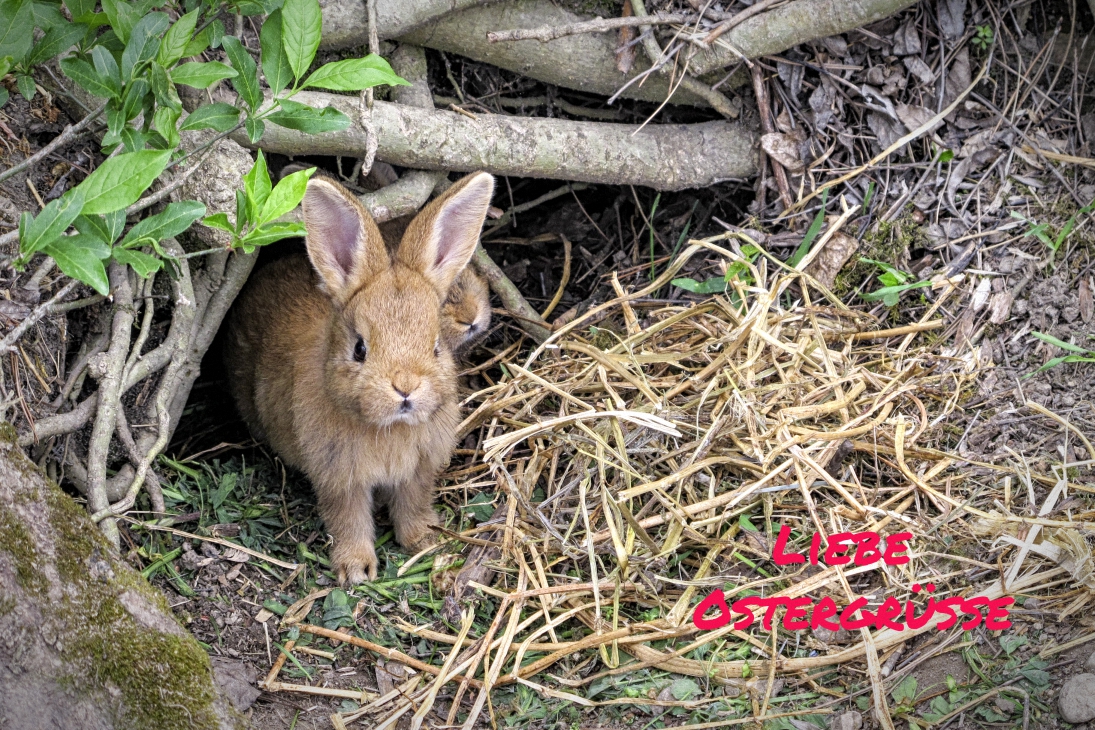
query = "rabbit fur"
xmin=224 ymin=171 xmax=495 ymax=584
xmin=441 ymin=267 xmax=491 ymax=354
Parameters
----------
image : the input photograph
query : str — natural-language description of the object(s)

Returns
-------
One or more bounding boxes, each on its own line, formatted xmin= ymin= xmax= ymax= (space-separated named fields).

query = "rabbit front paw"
xmin=394 ymin=510 xmax=441 ymax=553
xmin=334 ymin=542 xmax=379 ymax=585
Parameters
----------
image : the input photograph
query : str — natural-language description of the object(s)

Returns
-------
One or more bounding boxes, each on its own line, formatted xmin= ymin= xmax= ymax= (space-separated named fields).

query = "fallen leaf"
xmin=761 ymin=132 xmax=805 ymax=171
xmin=820 ymin=35 xmax=848 ymax=56
xmin=0 ymin=299 xmax=30 ymax=320
xmin=903 ymin=56 xmax=936 ymax=84
xmin=892 ymin=21 xmax=921 ymax=56
xmin=804 ymin=231 xmax=859 ymax=288
xmin=945 ymin=156 xmax=974 ymax=210
xmin=988 ymin=290 xmax=1014 ymax=324
xmin=938 ymin=0 xmax=967 ymax=40
xmin=867 ymin=112 xmax=906 ymax=153
xmin=776 ymin=107 xmax=795 ymax=134
xmin=777 ymin=60 xmax=804 ymax=98
xmin=896 ymin=103 xmax=942 ymax=134
xmin=1081 ymin=276 xmax=1093 ymax=323
xmin=943 ymin=48 xmax=971 ymax=109
xmin=971 ymin=277 xmax=992 ymax=311
xmin=810 ymin=77 xmax=837 ymax=132
xmin=222 ymin=547 xmax=251 ymax=563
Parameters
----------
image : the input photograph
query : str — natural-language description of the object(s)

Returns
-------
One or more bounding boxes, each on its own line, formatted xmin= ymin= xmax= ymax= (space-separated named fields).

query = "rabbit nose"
xmin=391 ymin=376 xmax=422 ymax=410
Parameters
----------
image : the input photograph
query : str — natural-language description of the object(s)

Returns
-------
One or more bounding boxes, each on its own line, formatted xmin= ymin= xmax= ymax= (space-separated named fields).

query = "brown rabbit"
xmin=224 ymin=171 xmax=496 ymax=584
xmin=440 ymin=267 xmax=492 ymax=354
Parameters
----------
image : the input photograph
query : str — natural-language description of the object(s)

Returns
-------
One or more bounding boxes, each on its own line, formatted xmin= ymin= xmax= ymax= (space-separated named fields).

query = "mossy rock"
xmin=0 ymin=422 xmax=247 ymax=730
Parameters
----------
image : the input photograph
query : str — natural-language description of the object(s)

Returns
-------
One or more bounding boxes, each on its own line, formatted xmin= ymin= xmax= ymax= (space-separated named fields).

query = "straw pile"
xmin=269 ymin=234 xmax=1087 ymax=729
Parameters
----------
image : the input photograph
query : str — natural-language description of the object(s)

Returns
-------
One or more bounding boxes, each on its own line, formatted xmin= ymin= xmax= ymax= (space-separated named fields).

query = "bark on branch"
xmin=320 ymin=0 xmax=916 ymax=107
xmin=244 ymin=92 xmax=758 ymax=191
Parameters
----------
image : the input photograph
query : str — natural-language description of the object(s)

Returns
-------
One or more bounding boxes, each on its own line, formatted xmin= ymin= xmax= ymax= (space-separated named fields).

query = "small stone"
xmin=1059 ymin=674 xmax=1095 ymax=723
xmin=210 ymin=657 xmax=261 ymax=712
xmin=830 ymin=711 xmax=863 ymax=730
xmin=1084 ymin=650 xmax=1095 ymax=673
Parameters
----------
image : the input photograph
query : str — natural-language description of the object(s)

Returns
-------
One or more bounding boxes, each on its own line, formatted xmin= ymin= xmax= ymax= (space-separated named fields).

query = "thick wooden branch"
xmin=320 ymin=0 xmax=916 ymax=107
xmin=244 ymin=92 xmax=758 ymax=191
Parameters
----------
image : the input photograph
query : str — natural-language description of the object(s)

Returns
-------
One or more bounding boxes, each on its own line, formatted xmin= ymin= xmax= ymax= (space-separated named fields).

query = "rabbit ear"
xmin=302 ymin=177 xmax=387 ymax=300
xmin=398 ymin=172 xmax=494 ymax=294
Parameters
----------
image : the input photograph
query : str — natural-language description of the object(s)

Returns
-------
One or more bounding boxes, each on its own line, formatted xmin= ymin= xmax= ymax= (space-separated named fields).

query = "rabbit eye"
xmin=353 ymin=337 xmax=368 ymax=363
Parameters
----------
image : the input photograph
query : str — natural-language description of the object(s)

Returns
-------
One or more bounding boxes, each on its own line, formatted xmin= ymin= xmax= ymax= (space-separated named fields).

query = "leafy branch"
xmin=2 ymin=0 xmax=407 ymax=294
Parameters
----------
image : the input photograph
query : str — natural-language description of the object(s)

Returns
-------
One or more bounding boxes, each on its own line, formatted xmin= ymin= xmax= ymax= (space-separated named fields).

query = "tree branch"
xmin=244 ymin=92 xmax=757 ymax=191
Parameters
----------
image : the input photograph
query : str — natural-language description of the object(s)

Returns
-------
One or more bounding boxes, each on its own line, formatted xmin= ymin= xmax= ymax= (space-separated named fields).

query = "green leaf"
xmin=72 ymin=215 xmax=107 ymax=243
xmin=266 ymin=98 xmax=349 ymax=133
xmin=157 ymin=7 xmax=197 ymax=67
xmin=78 ymin=149 xmax=171 ymax=214
xmin=235 ymin=188 xmax=251 ymax=231
xmin=0 ymin=55 xmax=11 ymax=78
xmin=15 ymin=73 xmax=34 ymax=101
xmin=25 ymin=21 xmax=85 ymax=66
xmin=321 ymin=588 xmax=353 ymax=629
xmin=860 ymin=280 xmax=932 ymax=306
xmin=280 ymin=0 xmax=321 ymax=81
xmin=42 ymin=233 xmax=111 ymax=294
xmin=738 ymin=514 xmax=758 ymax=532
xmin=243 ymin=151 xmax=271 ymax=212
xmin=244 ymin=116 xmax=264 ymax=143
xmin=171 ymin=60 xmax=238 ymax=89
xmin=1020 ymin=668 xmax=1051 ymax=687
xmin=211 ymin=471 xmax=237 ymax=509
xmin=121 ymin=11 xmax=168 ymax=79
xmin=671 ymin=276 xmax=726 ymax=294
xmin=120 ymin=77 xmax=150 ymax=121
xmin=201 ymin=212 xmax=234 ymax=232
xmin=120 ymin=126 xmax=147 ymax=152
xmin=101 ymin=0 xmax=138 ymax=44
xmin=153 ymin=104 xmax=180 ymax=148
xmin=259 ymin=8 xmax=292 ymax=96
xmin=788 ymin=188 xmax=829 ymax=268
xmin=892 ymin=676 xmax=918 ymax=705
xmin=669 ymin=678 xmax=700 ymax=701
xmin=240 ymin=221 xmax=305 ymax=247
xmin=462 ymin=492 xmax=495 ymax=522
xmin=30 ymin=1 xmax=65 ymax=30
xmin=179 ymin=102 xmax=240 ymax=132
xmin=0 ymin=0 xmax=33 ymax=61
xmin=999 ymin=635 xmax=1027 ymax=655
xmin=221 ymin=35 xmax=261 ymax=112
xmin=1031 ymin=331 xmax=1091 ymax=354
xmin=105 ymin=107 xmax=125 ymax=137
xmin=63 ymin=0 xmax=95 ymax=21
xmin=120 ymin=201 xmax=206 ymax=248
xmin=0 ymin=86 xmax=7 ymax=108
xmin=90 ymin=45 xmax=121 ymax=96
xmin=182 ymin=23 xmax=211 ymax=58
xmin=60 ymin=56 xmax=116 ymax=98
xmin=859 ymin=257 xmax=909 ymax=283
xmin=208 ymin=18 xmax=224 ymax=49
xmin=112 ymin=246 xmax=162 ymax=278
xmin=74 ymin=210 xmax=127 ymax=245
xmin=150 ymin=62 xmax=180 ymax=111
xmin=20 ymin=189 xmax=85 ymax=256
xmin=260 ymin=165 xmax=314 ymax=223
xmin=303 ymin=55 xmax=409 ymax=91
